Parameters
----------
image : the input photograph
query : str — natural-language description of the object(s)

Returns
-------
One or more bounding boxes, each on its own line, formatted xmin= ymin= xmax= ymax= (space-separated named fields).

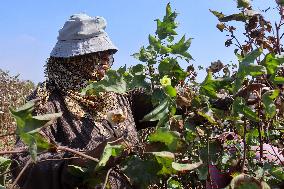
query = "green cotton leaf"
xmin=9 ymin=100 xmax=35 ymax=118
xmin=262 ymin=90 xmax=279 ymax=119
xmin=229 ymin=174 xmax=261 ymax=189
xmin=155 ymin=3 xmax=178 ymax=40
xmin=261 ymin=53 xmax=281 ymax=75
xmin=211 ymin=10 xmax=251 ymax=22
xmin=197 ymin=109 xmax=216 ymax=125
xmin=0 ymin=157 xmax=11 ymax=186
xmin=149 ymin=35 xmax=162 ymax=51
xmin=24 ymin=113 xmax=62 ymax=134
xmin=169 ymin=35 xmax=193 ymax=59
xmin=82 ymin=70 xmax=127 ymax=95
xmin=200 ymin=72 xmax=217 ymax=98
xmin=232 ymin=97 xmax=260 ymax=122
xmin=20 ymin=133 xmax=53 ymax=161
xmin=82 ymin=66 xmax=149 ymax=95
xmin=130 ymin=64 xmax=144 ymax=75
xmin=164 ymin=85 xmax=177 ymax=98
xmin=96 ymin=144 xmax=123 ymax=170
xmin=270 ymin=166 xmax=284 ymax=181
xmin=172 ymin=161 xmax=203 ymax=172
xmin=10 ymin=102 xmax=60 ymax=160
xmin=196 ymin=165 xmax=208 ymax=180
xmin=234 ymin=48 xmax=265 ymax=93
xmin=200 ymin=72 xmax=233 ymax=99
xmin=132 ymin=46 xmax=155 ymax=62
xmin=167 ymin=178 xmax=183 ymax=189
xmin=152 ymin=151 xmax=176 ymax=175
xmin=158 ymin=58 xmax=188 ymax=83
xmin=121 ymin=156 xmax=161 ymax=189
xmin=148 ymin=128 xmax=183 ymax=151
xmin=68 ymin=165 xmax=87 ymax=178
xmin=237 ymin=0 xmax=251 ymax=8
xmin=209 ymin=9 xmax=225 ymax=20
xmin=270 ymin=74 xmax=284 ymax=84
xmin=142 ymin=99 xmax=169 ymax=122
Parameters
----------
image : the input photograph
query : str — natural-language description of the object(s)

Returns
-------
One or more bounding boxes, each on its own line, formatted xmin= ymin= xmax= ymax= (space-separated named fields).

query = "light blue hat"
xmin=50 ymin=13 xmax=118 ymax=57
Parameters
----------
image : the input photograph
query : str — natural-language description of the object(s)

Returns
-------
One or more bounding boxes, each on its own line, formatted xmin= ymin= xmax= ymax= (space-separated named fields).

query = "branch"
xmin=0 ymin=148 xmax=27 ymax=155
xmin=57 ymin=146 xmax=99 ymax=163
xmin=242 ymin=119 xmax=247 ymax=173
xmin=102 ymin=168 xmax=113 ymax=189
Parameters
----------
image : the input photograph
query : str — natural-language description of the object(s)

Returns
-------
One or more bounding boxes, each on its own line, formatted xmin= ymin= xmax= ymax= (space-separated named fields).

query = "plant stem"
xmin=102 ymin=168 xmax=113 ymax=189
xmin=242 ymin=119 xmax=247 ymax=173
xmin=57 ymin=146 xmax=99 ymax=163
xmin=0 ymin=148 xmax=27 ymax=155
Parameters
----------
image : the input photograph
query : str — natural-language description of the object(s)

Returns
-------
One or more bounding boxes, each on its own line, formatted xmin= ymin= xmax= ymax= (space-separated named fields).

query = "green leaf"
xmin=142 ymin=99 xmax=169 ymax=121
xmin=237 ymin=0 xmax=251 ymax=8
xmin=164 ymin=85 xmax=177 ymax=98
xmin=262 ymin=90 xmax=279 ymax=119
xmin=9 ymin=100 xmax=35 ymax=118
xmin=155 ymin=3 xmax=178 ymax=40
xmin=132 ymin=46 xmax=154 ymax=62
xmin=148 ymin=128 xmax=183 ymax=151
xmin=270 ymin=166 xmax=284 ymax=181
xmin=0 ymin=157 xmax=11 ymax=186
xmin=169 ymin=35 xmax=193 ymax=59
xmin=82 ymin=70 xmax=127 ymax=95
xmin=234 ymin=48 xmax=265 ymax=93
xmin=261 ymin=53 xmax=280 ymax=75
xmin=158 ymin=58 xmax=188 ymax=83
xmin=96 ymin=144 xmax=123 ymax=170
xmin=167 ymin=178 xmax=183 ymax=189
xmin=197 ymin=109 xmax=216 ymax=125
xmin=68 ymin=165 xmax=87 ymax=177
xmin=172 ymin=161 xmax=203 ymax=172
xmin=210 ymin=9 xmax=251 ymax=22
xmin=121 ymin=156 xmax=161 ymax=189
xmin=152 ymin=151 xmax=176 ymax=175
xmin=232 ymin=97 xmax=260 ymax=122
xmin=149 ymin=35 xmax=162 ymax=52
xmin=196 ymin=165 xmax=208 ymax=180
xmin=229 ymin=174 xmax=261 ymax=189
xmin=200 ymin=72 xmax=233 ymax=99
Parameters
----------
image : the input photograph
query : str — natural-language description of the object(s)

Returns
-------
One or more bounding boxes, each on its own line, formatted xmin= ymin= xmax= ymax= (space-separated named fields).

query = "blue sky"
xmin=0 ymin=0 xmax=277 ymax=83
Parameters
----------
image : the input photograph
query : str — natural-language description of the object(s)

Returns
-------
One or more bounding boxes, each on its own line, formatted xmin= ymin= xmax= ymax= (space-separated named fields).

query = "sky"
xmin=0 ymin=0 xmax=277 ymax=84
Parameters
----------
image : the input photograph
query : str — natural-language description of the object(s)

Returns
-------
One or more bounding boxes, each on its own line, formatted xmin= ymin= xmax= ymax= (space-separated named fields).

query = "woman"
xmin=12 ymin=13 xmax=152 ymax=189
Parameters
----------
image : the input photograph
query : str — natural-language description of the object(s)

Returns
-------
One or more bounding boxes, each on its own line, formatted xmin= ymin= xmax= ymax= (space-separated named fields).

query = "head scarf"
xmin=41 ymin=51 xmax=115 ymax=118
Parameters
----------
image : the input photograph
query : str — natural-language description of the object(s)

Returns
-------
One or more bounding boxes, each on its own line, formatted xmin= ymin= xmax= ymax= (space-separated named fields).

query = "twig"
xmin=102 ymin=168 xmax=113 ymax=189
xmin=57 ymin=146 xmax=99 ymax=163
xmin=206 ymin=129 xmax=213 ymax=188
xmin=0 ymin=148 xmax=27 ymax=155
xmin=270 ymin=145 xmax=284 ymax=166
xmin=11 ymin=158 xmax=32 ymax=189
xmin=242 ymin=119 xmax=247 ymax=173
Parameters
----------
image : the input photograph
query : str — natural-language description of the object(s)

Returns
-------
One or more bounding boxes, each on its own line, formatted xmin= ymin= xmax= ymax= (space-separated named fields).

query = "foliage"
xmin=2 ymin=1 xmax=284 ymax=189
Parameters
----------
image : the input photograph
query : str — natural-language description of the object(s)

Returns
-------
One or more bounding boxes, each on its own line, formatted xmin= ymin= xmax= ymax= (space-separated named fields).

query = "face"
xmin=77 ymin=51 xmax=113 ymax=81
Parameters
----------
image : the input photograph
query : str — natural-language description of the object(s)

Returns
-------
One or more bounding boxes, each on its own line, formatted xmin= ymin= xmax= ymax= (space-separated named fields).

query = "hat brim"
xmin=50 ymin=34 xmax=118 ymax=58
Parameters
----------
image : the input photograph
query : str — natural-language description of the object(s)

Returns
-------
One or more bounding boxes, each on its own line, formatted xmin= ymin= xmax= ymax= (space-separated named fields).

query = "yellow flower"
xmin=160 ymin=75 xmax=171 ymax=87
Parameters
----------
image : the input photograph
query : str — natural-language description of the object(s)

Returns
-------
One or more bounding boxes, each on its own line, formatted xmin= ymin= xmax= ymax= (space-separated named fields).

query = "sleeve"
xmin=127 ymin=89 xmax=157 ymax=131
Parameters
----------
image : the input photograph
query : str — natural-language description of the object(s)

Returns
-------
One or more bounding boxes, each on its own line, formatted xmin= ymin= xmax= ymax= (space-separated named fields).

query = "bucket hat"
xmin=50 ymin=13 xmax=118 ymax=58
